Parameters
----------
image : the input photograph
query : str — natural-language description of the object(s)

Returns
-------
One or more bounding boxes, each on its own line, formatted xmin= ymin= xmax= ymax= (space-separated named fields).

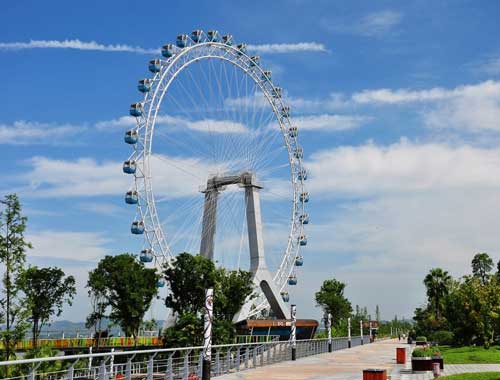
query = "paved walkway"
xmin=218 ymin=339 xmax=404 ymax=380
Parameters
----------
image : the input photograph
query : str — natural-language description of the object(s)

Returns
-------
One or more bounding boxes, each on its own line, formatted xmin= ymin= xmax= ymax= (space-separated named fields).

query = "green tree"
xmin=162 ymin=253 xmax=254 ymax=346
xmin=18 ymin=266 xmax=76 ymax=348
xmin=163 ymin=253 xmax=216 ymax=315
xmin=88 ymin=254 xmax=158 ymax=342
xmin=315 ymin=279 xmax=352 ymax=328
xmin=0 ymin=194 xmax=31 ymax=361
xmin=86 ymin=264 xmax=109 ymax=341
xmin=423 ymin=268 xmax=452 ymax=320
xmin=472 ymin=252 xmax=493 ymax=285
xmin=375 ymin=305 xmax=380 ymax=322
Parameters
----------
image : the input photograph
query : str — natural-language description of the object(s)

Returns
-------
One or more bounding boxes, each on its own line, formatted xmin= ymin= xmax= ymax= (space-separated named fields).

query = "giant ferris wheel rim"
xmin=125 ymin=30 xmax=308 ymax=315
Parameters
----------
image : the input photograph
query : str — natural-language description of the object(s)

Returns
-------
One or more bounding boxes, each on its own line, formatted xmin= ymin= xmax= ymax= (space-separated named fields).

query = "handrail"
xmin=0 ymin=335 xmax=367 ymax=367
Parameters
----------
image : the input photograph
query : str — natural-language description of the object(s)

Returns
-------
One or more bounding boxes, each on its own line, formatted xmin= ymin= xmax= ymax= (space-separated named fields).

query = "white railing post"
xmin=291 ymin=304 xmax=297 ymax=361
xmin=348 ymin=317 xmax=352 ymax=348
xmin=202 ymin=288 xmax=213 ymax=380
xmin=360 ymin=320 xmax=364 ymax=345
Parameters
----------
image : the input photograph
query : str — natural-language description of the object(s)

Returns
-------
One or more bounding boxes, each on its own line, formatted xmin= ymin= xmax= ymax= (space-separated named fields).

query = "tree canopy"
xmin=315 ymin=278 xmax=352 ymax=327
xmin=18 ymin=266 xmax=76 ymax=348
xmin=472 ymin=252 xmax=493 ymax=285
xmin=87 ymin=254 xmax=158 ymax=339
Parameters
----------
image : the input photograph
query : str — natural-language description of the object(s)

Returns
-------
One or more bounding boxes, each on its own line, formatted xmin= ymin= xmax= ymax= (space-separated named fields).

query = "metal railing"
xmin=0 ymin=335 xmax=371 ymax=380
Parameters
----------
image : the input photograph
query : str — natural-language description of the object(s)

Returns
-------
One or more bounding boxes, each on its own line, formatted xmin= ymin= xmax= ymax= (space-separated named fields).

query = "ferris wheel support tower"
xmin=200 ymin=172 xmax=289 ymax=322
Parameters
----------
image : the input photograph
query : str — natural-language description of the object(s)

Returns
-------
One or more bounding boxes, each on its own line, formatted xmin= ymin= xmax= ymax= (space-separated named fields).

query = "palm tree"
xmin=423 ymin=268 xmax=452 ymax=320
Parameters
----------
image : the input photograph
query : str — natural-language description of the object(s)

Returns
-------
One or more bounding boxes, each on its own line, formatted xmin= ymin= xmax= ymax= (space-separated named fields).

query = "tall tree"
xmin=88 ymin=254 xmax=158 ymax=342
xmin=472 ymin=253 xmax=493 ymax=285
xmin=0 ymin=194 xmax=31 ymax=361
xmin=162 ymin=253 xmax=254 ymax=346
xmin=86 ymin=264 xmax=110 ymax=341
xmin=315 ymin=279 xmax=352 ymax=327
xmin=18 ymin=266 xmax=76 ymax=348
xmin=423 ymin=268 xmax=451 ymax=320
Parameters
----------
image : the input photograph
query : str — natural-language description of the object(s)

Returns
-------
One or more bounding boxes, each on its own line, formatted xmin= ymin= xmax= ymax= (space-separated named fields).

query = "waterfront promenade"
xmin=218 ymin=338 xmax=403 ymax=380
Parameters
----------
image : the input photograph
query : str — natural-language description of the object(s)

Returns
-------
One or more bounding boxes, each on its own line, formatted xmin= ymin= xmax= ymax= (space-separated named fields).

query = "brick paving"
xmin=217 ymin=339 xmax=500 ymax=379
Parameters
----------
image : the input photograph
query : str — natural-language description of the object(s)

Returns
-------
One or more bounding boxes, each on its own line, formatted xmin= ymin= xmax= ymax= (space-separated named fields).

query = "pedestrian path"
xmin=217 ymin=338 xmax=404 ymax=380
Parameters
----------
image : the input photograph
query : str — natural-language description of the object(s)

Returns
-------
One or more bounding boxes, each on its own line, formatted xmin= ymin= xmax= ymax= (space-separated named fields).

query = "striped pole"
xmin=327 ymin=313 xmax=332 ymax=352
xmin=202 ymin=288 xmax=213 ymax=380
xmin=291 ymin=304 xmax=297 ymax=361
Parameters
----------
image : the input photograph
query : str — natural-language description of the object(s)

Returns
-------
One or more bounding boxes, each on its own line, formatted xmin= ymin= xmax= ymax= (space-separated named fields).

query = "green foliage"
xmin=18 ymin=266 xmax=76 ymax=348
xmin=430 ymin=330 xmax=454 ymax=345
xmin=439 ymin=373 xmax=500 ymax=380
xmin=472 ymin=253 xmax=493 ymax=285
xmin=162 ymin=253 xmax=254 ymax=347
xmin=315 ymin=278 xmax=352 ymax=327
xmin=164 ymin=253 xmax=217 ymax=315
xmin=424 ymin=268 xmax=452 ymax=320
xmin=416 ymin=336 xmax=427 ymax=341
xmin=0 ymin=194 xmax=31 ymax=363
xmin=412 ymin=347 xmax=440 ymax=357
xmin=439 ymin=346 xmax=500 ymax=364
xmin=87 ymin=254 xmax=158 ymax=339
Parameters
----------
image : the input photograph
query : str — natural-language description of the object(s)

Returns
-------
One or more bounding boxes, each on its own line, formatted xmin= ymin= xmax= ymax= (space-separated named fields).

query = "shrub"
xmin=412 ymin=347 xmax=441 ymax=357
xmin=416 ymin=336 xmax=427 ymax=342
xmin=431 ymin=330 xmax=455 ymax=345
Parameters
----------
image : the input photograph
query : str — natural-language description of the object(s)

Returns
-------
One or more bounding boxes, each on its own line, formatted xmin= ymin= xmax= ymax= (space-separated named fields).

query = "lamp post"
xmin=347 ymin=317 xmax=351 ymax=348
xmin=202 ymin=289 xmax=213 ymax=380
xmin=291 ymin=304 xmax=297 ymax=361
xmin=360 ymin=320 xmax=364 ymax=345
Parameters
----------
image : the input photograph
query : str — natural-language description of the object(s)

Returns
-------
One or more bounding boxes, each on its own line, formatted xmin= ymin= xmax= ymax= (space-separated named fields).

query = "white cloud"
xmin=0 ymin=120 xmax=85 ymax=144
xmin=352 ymin=80 xmax=500 ymax=132
xmin=296 ymin=114 xmax=372 ymax=131
xmin=328 ymin=10 xmax=402 ymax=37
xmin=20 ymin=155 xmax=227 ymax=199
xmin=0 ymin=39 xmax=327 ymax=55
xmin=95 ymin=115 xmax=247 ymax=134
xmin=28 ymin=230 xmax=111 ymax=262
xmin=474 ymin=56 xmax=500 ymax=76
xmin=247 ymin=42 xmax=327 ymax=54
xmin=0 ymin=39 xmax=158 ymax=54
xmin=307 ymin=139 xmax=500 ymax=197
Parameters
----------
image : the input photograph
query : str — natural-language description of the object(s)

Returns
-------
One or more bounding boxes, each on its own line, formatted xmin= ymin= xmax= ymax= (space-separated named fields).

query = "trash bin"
xmin=396 ymin=347 xmax=407 ymax=364
xmin=363 ymin=369 xmax=387 ymax=380
xmin=432 ymin=362 xmax=440 ymax=377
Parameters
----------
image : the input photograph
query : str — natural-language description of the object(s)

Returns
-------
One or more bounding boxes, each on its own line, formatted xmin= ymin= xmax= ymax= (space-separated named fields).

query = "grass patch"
xmin=440 ymin=372 xmax=500 ymax=380
xmin=439 ymin=346 xmax=500 ymax=364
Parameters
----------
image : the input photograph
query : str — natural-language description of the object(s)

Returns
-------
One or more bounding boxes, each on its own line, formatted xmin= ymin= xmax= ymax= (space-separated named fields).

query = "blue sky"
xmin=3 ymin=0 xmax=500 ymax=323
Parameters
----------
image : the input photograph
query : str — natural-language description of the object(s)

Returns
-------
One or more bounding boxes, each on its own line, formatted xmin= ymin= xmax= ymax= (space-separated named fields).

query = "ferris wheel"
xmin=123 ymin=30 xmax=309 ymax=320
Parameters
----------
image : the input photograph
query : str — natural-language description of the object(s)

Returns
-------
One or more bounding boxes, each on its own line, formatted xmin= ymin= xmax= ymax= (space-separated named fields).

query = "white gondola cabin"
xmin=124 ymin=129 xmax=139 ymax=144
xmin=298 ymin=235 xmax=308 ymax=246
xmin=122 ymin=160 xmax=136 ymax=174
xmin=176 ymin=34 xmax=189 ymax=48
xmin=191 ymin=30 xmax=203 ymax=43
xmin=161 ymin=44 xmax=175 ymax=58
xmin=299 ymin=213 xmax=309 ymax=224
xmin=298 ymin=168 xmax=307 ymax=180
xmin=261 ymin=70 xmax=272 ymax=81
xmin=288 ymin=274 xmax=298 ymax=285
xmin=294 ymin=147 xmax=303 ymax=159
xmin=125 ymin=190 xmax=139 ymax=204
xmin=130 ymin=102 xmax=144 ymax=117
xmin=300 ymin=192 xmax=309 ymax=203
xmin=288 ymin=126 xmax=298 ymax=138
xmin=295 ymin=256 xmax=304 ymax=266
xmin=131 ymin=220 xmax=145 ymax=235
xmin=222 ymin=35 xmax=233 ymax=45
xmin=148 ymin=59 xmax=161 ymax=73
xmin=281 ymin=292 xmax=290 ymax=302
xmin=271 ymin=87 xmax=282 ymax=99
xmin=280 ymin=106 xmax=290 ymax=118
xmin=249 ymin=56 xmax=260 ymax=67
xmin=140 ymin=249 xmax=153 ymax=263
xmin=207 ymin=30 xmax=219 ymax=42
xmin=138 ymin=79 xmax=152 ymax=93
xmin=236 ymin=43 xmax=247 ymax=55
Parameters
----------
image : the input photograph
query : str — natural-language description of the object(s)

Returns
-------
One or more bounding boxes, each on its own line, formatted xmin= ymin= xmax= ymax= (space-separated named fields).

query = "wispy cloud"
xmin=0 ymin=39 xmax=158 ymax=54
xmin=0 ymin=120 xmax=86 ymax=144
xmin=247 ymin=42 xmax=327 ymax=54
xmin=0 ymin=39 xmax=327 ymax=55
xmin=328 ymin=10 xmax=402 ymax=37
xmin=296 ymin=114 xmax=372 ymax=131
xmin=472 ymin=56 xmax=500 ymax=76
